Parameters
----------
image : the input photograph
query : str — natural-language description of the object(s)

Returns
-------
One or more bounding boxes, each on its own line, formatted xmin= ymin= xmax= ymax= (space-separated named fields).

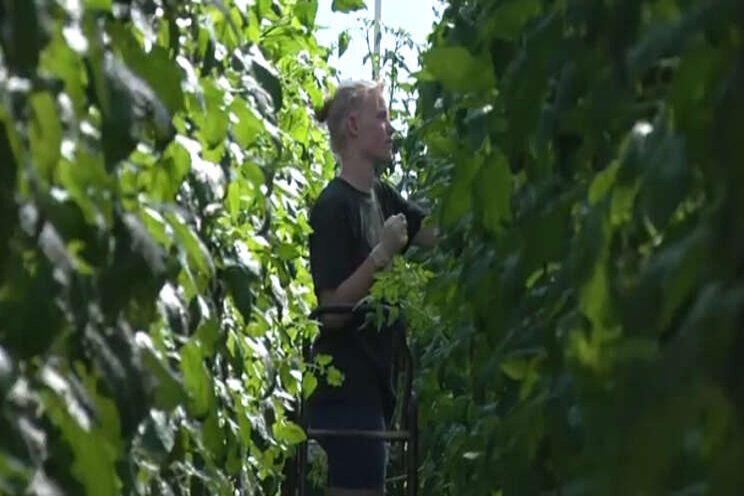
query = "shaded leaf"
xmin=422 ymin=46 xmax=495 ymax=94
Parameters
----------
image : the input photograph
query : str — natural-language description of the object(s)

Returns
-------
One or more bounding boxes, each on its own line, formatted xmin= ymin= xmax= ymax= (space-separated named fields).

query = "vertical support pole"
xmin=373 ymin=0 xmax=382 ymax=80
xmin=407 ymin=392 xmax=418 ymax=496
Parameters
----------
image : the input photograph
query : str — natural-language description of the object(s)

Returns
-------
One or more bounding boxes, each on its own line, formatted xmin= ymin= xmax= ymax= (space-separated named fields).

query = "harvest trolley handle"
xmin=308 ymin=302 xmax=375 ymax=319
xmin=291 ymin=302 xmax=418 ymax=496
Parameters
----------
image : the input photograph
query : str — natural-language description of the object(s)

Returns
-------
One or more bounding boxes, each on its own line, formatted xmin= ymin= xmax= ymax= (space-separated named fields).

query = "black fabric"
xmin=307 ymin=177 xmax=426 ymax=420
xmin=308 ymin=404 xmax=387 ymax=491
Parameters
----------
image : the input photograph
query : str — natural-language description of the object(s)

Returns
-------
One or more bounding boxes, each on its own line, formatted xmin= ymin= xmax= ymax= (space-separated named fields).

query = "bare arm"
xmin=317 ymin=253 xmax=380 ymax=328
xmin=324 ymin=222 xmax=436 ymax=305
xmin=318 ymin=213 xmax=408 ymax=328
xmin=412 ymin=224 xmax=438 ymax=248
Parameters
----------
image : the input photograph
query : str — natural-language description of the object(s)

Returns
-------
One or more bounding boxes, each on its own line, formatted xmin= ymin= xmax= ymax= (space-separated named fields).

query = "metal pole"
xmin=373 ymin=0 xmax=381 ymax=80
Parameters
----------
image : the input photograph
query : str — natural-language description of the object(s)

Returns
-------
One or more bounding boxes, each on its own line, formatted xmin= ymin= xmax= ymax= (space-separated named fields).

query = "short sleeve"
xmin=309 ymin=194 xmax=354 ymax=294
xmin=377 ymin=181 xmax=427 ymax=249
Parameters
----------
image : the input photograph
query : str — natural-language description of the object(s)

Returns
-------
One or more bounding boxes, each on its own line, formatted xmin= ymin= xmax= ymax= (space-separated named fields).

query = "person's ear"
xmin=346 ymin=111 xmax=360 ymax=138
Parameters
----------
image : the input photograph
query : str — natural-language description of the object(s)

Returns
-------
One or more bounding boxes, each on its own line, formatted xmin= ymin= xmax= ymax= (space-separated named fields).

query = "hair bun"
xmin=315 ymin=97 xmax=333 ymax=123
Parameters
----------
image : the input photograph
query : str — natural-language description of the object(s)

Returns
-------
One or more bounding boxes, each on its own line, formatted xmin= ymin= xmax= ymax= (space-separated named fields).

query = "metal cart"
xmin=283 ymin=303 xmax=418 ymax=496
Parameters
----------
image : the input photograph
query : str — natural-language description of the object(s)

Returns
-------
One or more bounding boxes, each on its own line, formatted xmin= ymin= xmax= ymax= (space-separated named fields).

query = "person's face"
xmin=348 ymin=89 xmax=395 ymax=166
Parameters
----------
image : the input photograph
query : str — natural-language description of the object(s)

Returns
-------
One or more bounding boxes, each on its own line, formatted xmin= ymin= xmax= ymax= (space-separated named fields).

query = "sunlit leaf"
xmin=180 ymin=341 xmax=212 ymax=417
xmin=29 ymin=92 xmax=62 ymax=182
xmin=272 ymin=420 xmax=306 ymax=444
xmin=331 ymin=0 xmax=366 ymax=13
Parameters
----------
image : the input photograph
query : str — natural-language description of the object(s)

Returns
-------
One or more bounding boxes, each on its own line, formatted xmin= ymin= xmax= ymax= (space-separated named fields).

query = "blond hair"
xmin=315 ymin=80 xmax=383 ymax=155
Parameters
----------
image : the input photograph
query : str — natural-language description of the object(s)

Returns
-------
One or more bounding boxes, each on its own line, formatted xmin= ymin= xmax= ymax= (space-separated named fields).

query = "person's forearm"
xmin=321 ymin=255 xmax=379 ymax=306
xmin=413 ymin=224 xmax=438 ymax=248
xmin=318 ymin=254 xmax=381 ymax=328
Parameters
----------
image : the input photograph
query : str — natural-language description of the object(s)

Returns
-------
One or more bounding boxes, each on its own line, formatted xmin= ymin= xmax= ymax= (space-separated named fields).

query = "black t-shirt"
xmin=308 ymin=176 xmax=426 ymax=415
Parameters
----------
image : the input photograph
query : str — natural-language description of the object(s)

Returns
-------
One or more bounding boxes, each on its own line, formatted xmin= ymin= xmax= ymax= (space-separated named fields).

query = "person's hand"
xmin=370 ymin=214 xmax=408 ymax=268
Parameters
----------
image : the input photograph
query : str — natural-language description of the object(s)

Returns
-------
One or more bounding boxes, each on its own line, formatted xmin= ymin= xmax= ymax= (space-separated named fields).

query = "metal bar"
xmin=373 ymin=0 xmax=382 ymax=79
xmin=308 ymin=428 xmax=409 ymax=441
xmin=308 ymin=303 xmax=384 ymax=319
xmin=407 ymin=394 xmax=419 ymax=496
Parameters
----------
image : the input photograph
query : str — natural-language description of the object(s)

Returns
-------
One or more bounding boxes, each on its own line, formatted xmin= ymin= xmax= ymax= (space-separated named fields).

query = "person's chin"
xmin=379 ymin=151 xmax=394 ymax=165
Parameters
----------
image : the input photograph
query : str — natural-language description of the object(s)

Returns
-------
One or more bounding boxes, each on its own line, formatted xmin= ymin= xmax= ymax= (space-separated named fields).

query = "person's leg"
xmin=310 ymin=404 xmax=386 ymax=494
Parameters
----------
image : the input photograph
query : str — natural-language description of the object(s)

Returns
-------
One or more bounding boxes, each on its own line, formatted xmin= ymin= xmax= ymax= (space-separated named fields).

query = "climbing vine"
xmin=394 ymin=0 xmax=744 ymax=494
xmin=0 ymin=0 xmax=365 ymax=493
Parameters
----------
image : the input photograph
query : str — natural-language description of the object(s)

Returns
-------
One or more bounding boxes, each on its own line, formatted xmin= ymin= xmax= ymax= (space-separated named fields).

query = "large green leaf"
xmin=165 ymin=211 xmax=215 ymax=292
xmin=180 ymin=341 xmax=212 ymax=417
xmin=295 ymin=0 xmax=318 ymax=28
xmin=194 ymin=78 xmax=229 ymax=148
xmin=248 ymin=46 xmax=284 ymax=113
xmin=231 ymin=97 xmax=265 ymax=148
xmin=0 ymin=0 xmax=339 ymax=494
xmin=481 ymin=0 xmax=542 ymax=42
xmin=474 ymin=149 xmax=512 ymax=233
xmin=110 ymin=23 xmax=184 ymax=115
xmin=422 ymin=46 xmax=496 ymax=94
xmin=272 ymin=420 xmax=306 ymax=444
xmin=41 ymin=369 xmax=119 ymax=496
xmin=40 ymin=33 xmax=87 ymax=116
xmin=29 ymin=92 xmax=62 ymax=182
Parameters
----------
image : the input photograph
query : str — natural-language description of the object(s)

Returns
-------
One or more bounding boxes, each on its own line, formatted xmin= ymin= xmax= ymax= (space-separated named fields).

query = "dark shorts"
xmin=309 ymin=404 xmax=387 ymax=491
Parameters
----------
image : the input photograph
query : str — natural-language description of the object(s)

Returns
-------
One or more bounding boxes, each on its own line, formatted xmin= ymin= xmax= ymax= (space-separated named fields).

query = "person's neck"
xmin=338 ymin=151 xmax=376 ymax=193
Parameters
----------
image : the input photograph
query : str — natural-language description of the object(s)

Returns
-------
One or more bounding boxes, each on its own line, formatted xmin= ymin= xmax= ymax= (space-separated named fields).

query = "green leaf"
xmin=640 ymin=131 xmax=690 ymax=229
xmin=441 ymin=153 xmax=483 ymax=227
xmin=29 ymin=92 xmax=62 ymax=182
xmin=242 ymin=161 xmax=266 ymax=189
xmin=589 ymin=162 xmax=620 ymax=205
xmin=41 ymin=371 xmax=119 ymax=496
xmin=579 ymin=220 xmax=611 ymax=331
xmin=326 ymin=366 xmax=344 ymax=387
xmin=39 ymin=33 xmax=87 ymax=116
xmin=272 ymin=420 xmax=306 ymax=444
xmin=57 ymin=149 xmax=113 ymax=225
xmin=481 ymin=0 xmax=542 ymax=41
xmin=295 ymin=0 xmax=318 ymax=28
xmin=474 ymin=149 xmax=512 ymax=232
xmin=331 ymin=0 xmax=366 ymax=13
xmin=249 ymin=47 xmax=283 ymax=112
xmin=422 ymin=46 xmax=495 ymax=94
xmin=143 ymin=142 xmax=190 ymax=202
xmin=86 ymin=0 xmax=112 ymax=11
xmin=202 ymin=409 xmax=226 ymax=461
xmin=221 ymin=263 xmax=257 ymax=322
xmin=338 ymin=30 xmax=351 ymax=57
xmin=180 ymin=341 xmax=212 ymax=417
xmin=195 ymin=78 xmax=229 ymax=147
xmin=231 ymin=97 xmax=265 ymax=148
xmin=315 ymin=354 xmax=333 ymax=367
xmin=500 ymin=358 xmax=527 ymax=380
xmin=138 ymin=334 xmax=187 ymax=410
xmin=226 ymin=181 xmax=242 ymax=221
xmin=276 ymin=243 xmax=300 ymax=261
xmin=165 ymin=211 xmax=215 ymax=292
xmin=302 ymin=372 xmax=318 ymax=399
xmin=195 ymin=319 xmax=221 ymax=358
xmin=110 ymin=23 xmax=184 ymax=114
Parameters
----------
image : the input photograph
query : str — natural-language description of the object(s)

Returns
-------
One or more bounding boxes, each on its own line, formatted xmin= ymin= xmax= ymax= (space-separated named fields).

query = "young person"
xmin=308 ymin=80 xmax=437 ymax=496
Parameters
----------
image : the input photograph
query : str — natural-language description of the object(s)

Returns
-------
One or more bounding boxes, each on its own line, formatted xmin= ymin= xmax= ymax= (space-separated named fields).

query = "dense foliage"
xmin=395 ymin=0 xmax=744 ymax=494
xmin=4 ymin=0 xmax=744 ymax=494
xmin=0 ymin=0 xmax=360 ymax=493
